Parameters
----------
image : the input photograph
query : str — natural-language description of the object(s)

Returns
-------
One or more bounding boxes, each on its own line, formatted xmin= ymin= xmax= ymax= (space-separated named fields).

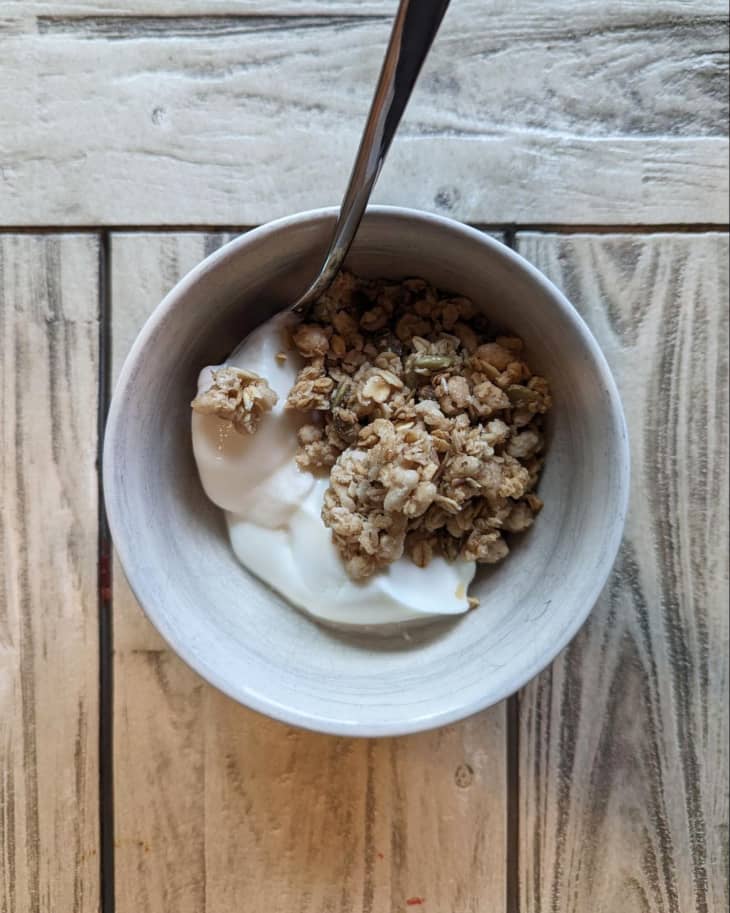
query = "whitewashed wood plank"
xmin=0 ymin=0 xmax=392 ymax=21
xmin=3 ymin=1 xmax=725 ymax=35
xmin=110 ymin=232 xmax=237 ymax=653
xmin=1 ymin=1 xmax=727 ymax=225
xmin=110 ymin=231 xmax=508 ymax=913
xmin=204 ymin=690 xmax=506 ymax=913
xmin=2 ymin=0 xmax=726 ymax=13
xmin=110 ymin=236 xmax=225 ymax=913
xmin=0 ymin=235 xmax=100 ymax=913
xmin=516 ymin=233 xmax=729 ymax=913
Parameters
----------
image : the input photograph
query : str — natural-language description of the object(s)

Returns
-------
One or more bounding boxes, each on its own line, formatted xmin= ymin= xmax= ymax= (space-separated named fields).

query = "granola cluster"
xmin=191 ymin=366 xmax=278 ymax=435
xmin=285 ymin=272 xmax=551 ymax=581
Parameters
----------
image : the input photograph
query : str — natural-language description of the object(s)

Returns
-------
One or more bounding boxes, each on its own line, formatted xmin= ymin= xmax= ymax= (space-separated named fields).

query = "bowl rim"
xmin=104 ymin=205 xmax=630 ymax=737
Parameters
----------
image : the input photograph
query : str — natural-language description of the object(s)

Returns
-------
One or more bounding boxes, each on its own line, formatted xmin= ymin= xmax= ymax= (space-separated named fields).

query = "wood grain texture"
xmin=110 ymin=231 xmax=507 ymax=913
xmin=1 ymin=0 xmax=727 ymax=225
xmin=0 ymin=235 xmax=100 ymax=913
xmin=0 ymin=0 xmax=393 ymax=18
xmin=110 ymin=234 xmax=231 ymax=913
xmin=516 ymin=233 xmax=729 ymax=913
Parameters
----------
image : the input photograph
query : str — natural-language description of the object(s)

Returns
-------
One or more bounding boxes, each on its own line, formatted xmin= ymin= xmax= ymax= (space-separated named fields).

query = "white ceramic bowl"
xmin=104 ymin=207 xmax=629 ymax=737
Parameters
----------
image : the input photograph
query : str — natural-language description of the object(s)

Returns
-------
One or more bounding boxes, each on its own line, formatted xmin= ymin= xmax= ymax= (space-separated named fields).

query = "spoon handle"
xmin=292 ymin=0 xmax=451 ymax=314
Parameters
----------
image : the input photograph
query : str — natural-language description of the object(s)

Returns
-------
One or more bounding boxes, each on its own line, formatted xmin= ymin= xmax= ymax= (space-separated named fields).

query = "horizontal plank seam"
xmin=0 ymin=223 xmax=727 ymax=235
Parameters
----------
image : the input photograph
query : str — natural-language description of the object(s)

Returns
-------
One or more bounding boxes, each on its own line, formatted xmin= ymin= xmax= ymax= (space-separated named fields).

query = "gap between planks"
xmin=97 ymin=230 xmax=116 ymax=913
xmin=0 ymin=223 xmax=727 ymax=235
xmin=505 ymin=223 xmax=520 ymax=913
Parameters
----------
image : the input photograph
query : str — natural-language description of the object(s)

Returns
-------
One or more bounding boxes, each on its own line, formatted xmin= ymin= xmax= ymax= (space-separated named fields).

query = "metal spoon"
xmin=291 ymin=0 xmax=452 ymax=316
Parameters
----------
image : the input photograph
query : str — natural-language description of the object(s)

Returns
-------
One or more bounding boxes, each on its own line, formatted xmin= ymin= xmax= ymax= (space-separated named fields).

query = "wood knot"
xmin=434 ymin=186 xmax=461 ymax=211
xmin=454 ymin=763 xmax=474 ymax=788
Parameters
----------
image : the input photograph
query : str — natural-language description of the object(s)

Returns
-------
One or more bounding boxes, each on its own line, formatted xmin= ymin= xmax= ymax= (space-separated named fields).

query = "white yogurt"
xmin=191 ymin=315 xmax=475 ymax=628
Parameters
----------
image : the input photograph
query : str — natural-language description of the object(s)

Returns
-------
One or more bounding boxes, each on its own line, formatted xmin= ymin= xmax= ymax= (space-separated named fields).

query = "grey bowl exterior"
xmin=103 ymin=207 xmax=630 ymax=737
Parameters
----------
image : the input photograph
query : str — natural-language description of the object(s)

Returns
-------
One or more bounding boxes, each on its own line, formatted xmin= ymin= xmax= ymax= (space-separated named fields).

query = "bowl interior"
xmin=105 ymin=208 xmax=628 ymax=735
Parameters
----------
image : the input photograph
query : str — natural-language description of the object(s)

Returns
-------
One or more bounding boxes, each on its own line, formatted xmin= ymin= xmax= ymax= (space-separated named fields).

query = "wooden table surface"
xmin=1 ymin=2 xmax=728 ymax=911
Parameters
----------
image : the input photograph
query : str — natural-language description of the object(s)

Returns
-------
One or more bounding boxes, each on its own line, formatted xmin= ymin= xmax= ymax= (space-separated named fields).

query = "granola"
xmin=192 ymin=273 xmax=551 ymax=582
xmin=191 ymin=366 xmax=278 ymax=435
xmin=285 ymin=272 xmax=552 ymax=581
